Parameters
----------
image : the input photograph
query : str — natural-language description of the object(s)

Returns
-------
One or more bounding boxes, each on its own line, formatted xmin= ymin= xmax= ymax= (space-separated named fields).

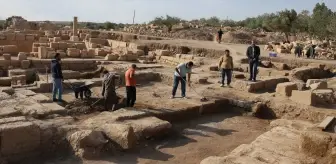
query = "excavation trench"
xmin=39 ymin=98 xmax=271 ymax=164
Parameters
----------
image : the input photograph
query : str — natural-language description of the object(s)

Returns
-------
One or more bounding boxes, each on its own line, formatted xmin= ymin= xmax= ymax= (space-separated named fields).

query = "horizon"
xmin=0 ymin=0 xmax=335 ymax=23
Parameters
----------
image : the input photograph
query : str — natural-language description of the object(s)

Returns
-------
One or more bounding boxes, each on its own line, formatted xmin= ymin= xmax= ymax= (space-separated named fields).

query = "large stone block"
xmin=67 ymin=130 xmax=108 ymax=159
xmin=25 ymin=35 xmax=35 ymax=41
xmin=300 ymin=131 xmax=332 ymax=157
xmin=95 ymin=48 xmax=107 ymax=56
xmin=70 ymin=36 xmax=79 ymax=42
xmin=67 ymin=48 xmax=80 ymax=58
xmin=37 ymin=81 xmax=52 ymax=92
xmin=50 ymin=42 xmax=59 ymax=49
xmin=276 ymin=82 xmax=298 ymax=97
xmin=312 ymin=89 xmax=336 ymax=105
xmin=38 ymin=46 xmax=48 ymax=59
xmin=102 ymin=124 xmax=137 ymax=150
xmin=15 ymin=33 xmax=25 ymax=41
xmin=306 ymin=79 xmax=325 ymax=88
xmin=290 ymin=90 xmax=316 ymax=106
xmin=105 ymin=54 xmax=119 ymax=61
xmin=21 ymin=60 xmax=31 ymax=69
xmin=0 ymin=121 xmax=40 ymax=156
xmin=3 ymin=54 xmax=11 ymax=60
xmin=90 ymin=38 xmax=106 ymax=45
xmin=155 ymin=50 xmax=171 ymax=56
xmin=18 ymin=52 xmax=27 ymax=61
xmin=310 ymin=81 xmax=328 ymax=90
xmin=2 ymin=45 xmax=18 ymax=54
xmin=290 ymin=67 xmax=331 ymax=82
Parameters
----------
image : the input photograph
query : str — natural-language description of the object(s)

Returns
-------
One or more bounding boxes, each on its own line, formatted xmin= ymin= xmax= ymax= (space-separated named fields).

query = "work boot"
xmin=227 ymin=84 xmax=232 ymax=88
xmin=53 ymin=98 xmax=57 ymax=102
xmin=170 ymin=96 xmax=175 ymax=99
xmin=220 ymin=84 xmax=224 ymax=87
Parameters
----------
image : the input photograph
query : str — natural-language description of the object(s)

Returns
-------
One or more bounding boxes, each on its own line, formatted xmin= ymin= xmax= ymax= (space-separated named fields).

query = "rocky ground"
xmin=1 ymin=35 xmax=336 ymax=164
xmin=46 ymin=113 xmax=269 ymax=164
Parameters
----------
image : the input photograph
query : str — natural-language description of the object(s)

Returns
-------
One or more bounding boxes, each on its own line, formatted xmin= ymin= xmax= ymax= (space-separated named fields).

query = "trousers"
xmin=249 ymin=60 xmax=258 ymax=80
xmin=172 ymin=76 xmax=186 ymax=97
xmin=126 ymin=86 xmax=136 ymax=107
xmin=52 ymin=78 xmax=62 ymax=100
xmin=221 ymin=69 xmax=232 ymax=85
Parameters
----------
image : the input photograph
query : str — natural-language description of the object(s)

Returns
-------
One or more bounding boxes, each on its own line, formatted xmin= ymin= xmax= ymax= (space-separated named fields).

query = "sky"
xmin=0 ymin=0 xmax=335 ymax=23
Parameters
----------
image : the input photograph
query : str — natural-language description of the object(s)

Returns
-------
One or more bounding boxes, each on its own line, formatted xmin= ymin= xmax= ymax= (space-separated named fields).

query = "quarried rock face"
xmin=290 ymin=67 xmax=332 ymax=82
xmin=0 ymin=117 xmax=40 ymax=162
xmin=67 ymin=130 xmax=108 ymax=159
xmin=202 ymin=115 xmax=336 ymax=164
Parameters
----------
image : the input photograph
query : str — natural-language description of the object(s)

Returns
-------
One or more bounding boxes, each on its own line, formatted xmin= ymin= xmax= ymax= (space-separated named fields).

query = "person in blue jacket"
xmin=51 ymin=53 xmax=63 ymax=102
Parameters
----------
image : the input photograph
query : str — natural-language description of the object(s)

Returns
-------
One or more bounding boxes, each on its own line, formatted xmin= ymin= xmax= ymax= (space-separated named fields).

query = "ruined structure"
xmin=0 ymin=16 xmax=335 ymax=164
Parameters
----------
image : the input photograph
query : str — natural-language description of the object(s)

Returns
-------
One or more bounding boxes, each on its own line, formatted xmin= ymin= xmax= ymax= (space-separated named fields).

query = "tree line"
xmin=0 ymin=2 xmax=334 ymax=40
xmin=149 ymin=2 xmax=336 ymax=40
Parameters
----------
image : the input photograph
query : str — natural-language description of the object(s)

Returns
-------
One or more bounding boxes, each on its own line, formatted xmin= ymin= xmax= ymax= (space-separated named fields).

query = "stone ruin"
xmin=0 ymin=16 xmax=335 ymax=164
xmin=264 ymin=40 xmax=336 ymax=60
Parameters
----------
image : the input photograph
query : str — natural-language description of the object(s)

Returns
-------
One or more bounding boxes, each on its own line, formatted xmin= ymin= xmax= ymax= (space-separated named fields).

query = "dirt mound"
xmin=65 ymin=99 xmax=104 ymax=115
xmin=222 ymin=31 xmax=253 ymax=44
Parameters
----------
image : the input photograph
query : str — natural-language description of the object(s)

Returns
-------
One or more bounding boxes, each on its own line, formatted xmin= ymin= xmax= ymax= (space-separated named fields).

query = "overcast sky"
xmin=0 ymin=0 xmax=335 ymax=23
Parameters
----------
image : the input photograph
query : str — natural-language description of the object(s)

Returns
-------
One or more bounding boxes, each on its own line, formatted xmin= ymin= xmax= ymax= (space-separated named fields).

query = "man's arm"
xmin=255 ymin=46 xmax=261 ymax=59
xmin=175 ymin=67 xmax=181 ymax=76
xmin=246 ymin=47 xmax=251 ymax=59
xmin=129 ymin=70 xmax=135 ymax=78
xmin=101 ymin=76 xmax=106 ymax=96
xmin=218 ymin=57 xmax=223 ymax=69
xmin=55 ymin=63 xmax=63 ymax=79
xmin=230 ymin=57 xmax=234 ymax=69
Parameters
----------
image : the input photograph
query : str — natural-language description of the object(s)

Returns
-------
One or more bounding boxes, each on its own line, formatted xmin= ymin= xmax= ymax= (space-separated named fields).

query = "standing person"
xmin=51 ymin=53 xmax=63 ymax=102
xmin=246 ymin=40 xmax=260 ymax=82
xmin=101 ymin=70 xmax=120 ymax=111
xmin=294 ymin=44 xmax=303 ymax=58
xmin=218 ymin=49 xmax=234 ymax=87
xmin=171 ymin=61 xmax=194 ymax=99
xmin=125 ymin=64 xmax=137 ymax=107
xmin=305 ymin=45 xmax=316 ymax=59
xmin=217 ymin=29 xmax=223 ymax=43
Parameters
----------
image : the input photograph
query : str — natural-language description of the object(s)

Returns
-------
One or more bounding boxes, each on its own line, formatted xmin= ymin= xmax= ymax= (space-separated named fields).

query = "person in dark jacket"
xmin=102 ymin=70 xmax=120 ymax=111
xmin=246 ymin=40 xmax=260 ymax=82
xmin=294 ymin=44 xmax=303 ymax=58
xmin=305 ymin=45 xmax=316 ymax=59
xmin=217 ymin=29 xmax=223 ymax=43
xmin=51 ymin=53 xmax=63 ymax=102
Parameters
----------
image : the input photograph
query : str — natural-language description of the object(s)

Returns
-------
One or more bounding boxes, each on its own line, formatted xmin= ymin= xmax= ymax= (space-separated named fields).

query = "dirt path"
xmin=46 ymin=112 xmax=269 ymax=164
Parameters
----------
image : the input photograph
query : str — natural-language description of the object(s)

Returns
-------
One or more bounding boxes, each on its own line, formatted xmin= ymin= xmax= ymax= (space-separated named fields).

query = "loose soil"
xmin=46 ymin=112 xmax=269 ymax=164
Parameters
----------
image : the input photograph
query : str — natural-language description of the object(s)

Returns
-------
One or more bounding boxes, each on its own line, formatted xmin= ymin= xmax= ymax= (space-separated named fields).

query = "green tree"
xmin=310 ymin=2 xmax=333 ymax=39
xmin=104 ymin=21 xmax=114 ymax=29
xmin=292 ymin=10 xmax=311 ymax=33
xmin=327 ymin=12 xmax=336 ymax=37
xmin=262 ymin=9 xmax=297 ymax=40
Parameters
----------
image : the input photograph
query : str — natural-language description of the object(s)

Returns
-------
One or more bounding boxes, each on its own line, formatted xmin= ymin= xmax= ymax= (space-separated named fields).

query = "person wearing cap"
xmin=172 ymin=61 xmax=194 ymax=99
xmin=102 ymin=70 xmax=120 ymax=111
xmin=51 ymin=53 xmax=63 ymax=102
xmin=125 ymin=64 xmax=137 ymax=107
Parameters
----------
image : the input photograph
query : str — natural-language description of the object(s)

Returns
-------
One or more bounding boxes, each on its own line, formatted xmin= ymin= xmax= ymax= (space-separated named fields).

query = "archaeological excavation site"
xmin=0 ymin=14 xmax=336 ymax=164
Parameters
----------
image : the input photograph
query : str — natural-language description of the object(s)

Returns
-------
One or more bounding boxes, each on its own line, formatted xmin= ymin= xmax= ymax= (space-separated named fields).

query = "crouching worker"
xmin=102 ymin=70 xmax=120 ymax=111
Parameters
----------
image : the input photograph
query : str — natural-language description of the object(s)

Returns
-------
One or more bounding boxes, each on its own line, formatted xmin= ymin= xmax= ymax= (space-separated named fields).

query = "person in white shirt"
xmin=171 ymin=61 xmax=194 ymax=99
